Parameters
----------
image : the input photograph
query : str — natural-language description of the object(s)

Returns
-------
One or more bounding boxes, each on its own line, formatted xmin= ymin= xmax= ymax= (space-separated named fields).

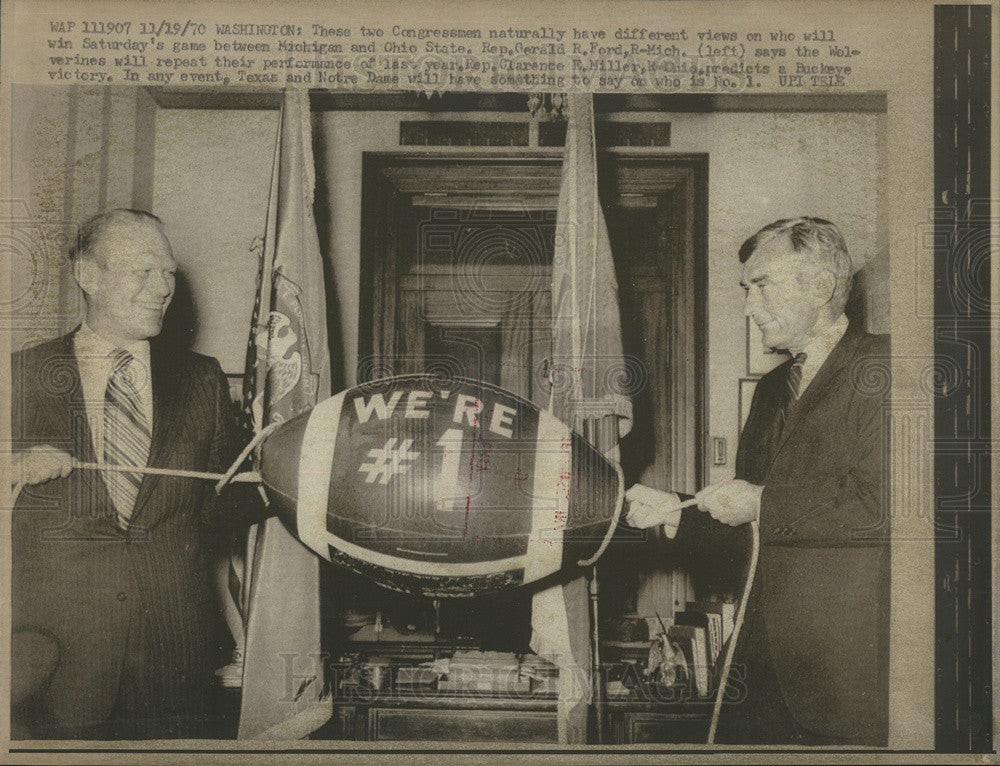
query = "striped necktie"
xmin=779 ymin=352 xmax=808 ymax=434
xmin=787 ymin=351 xmax=808 ymax=400
xmin=104 ymin=349 xmax=151 ymax=529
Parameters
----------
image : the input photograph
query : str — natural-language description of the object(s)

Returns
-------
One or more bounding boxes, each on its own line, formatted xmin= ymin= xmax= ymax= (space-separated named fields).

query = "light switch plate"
xmin=712 ymin=437 xmax=727 ymax=466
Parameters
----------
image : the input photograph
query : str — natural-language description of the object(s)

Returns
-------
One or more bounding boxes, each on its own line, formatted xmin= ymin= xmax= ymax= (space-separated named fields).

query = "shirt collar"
xmin=74 ymin=320 xmax=151 ymax=366
xmin=796 ymin=313 xmax=849 ymax=365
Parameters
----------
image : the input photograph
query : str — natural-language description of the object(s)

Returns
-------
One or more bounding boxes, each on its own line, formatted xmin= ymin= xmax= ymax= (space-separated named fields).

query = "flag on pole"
xmin=236 ymin=88 xmax=331 ymax=739
xmin=548 ymin=93 xmax=632 ymax=439
xmin=532 ymin=92 xmax=633 ymax=744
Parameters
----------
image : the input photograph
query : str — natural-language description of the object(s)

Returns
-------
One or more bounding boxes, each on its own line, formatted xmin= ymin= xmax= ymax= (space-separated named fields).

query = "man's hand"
xmin=625 ymin=484 xmax=684 ymax=529
xmin=14 ymin=446 xmax=73 ymax=487
xmin=694 ymin=479 xmax=763 ymax=526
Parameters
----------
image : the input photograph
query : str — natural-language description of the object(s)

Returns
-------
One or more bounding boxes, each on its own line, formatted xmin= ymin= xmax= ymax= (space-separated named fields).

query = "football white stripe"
xmin=297 ymin=391 xmax=348 ymax=558
xmin=323 ymin=529 xmax=528 ymax=577
xmin=523 ymin=410 xmax=570 ymax=584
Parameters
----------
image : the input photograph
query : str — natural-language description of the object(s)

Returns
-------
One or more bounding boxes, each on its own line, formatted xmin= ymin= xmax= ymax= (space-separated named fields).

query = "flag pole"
xmin=546 ymin=92 xmax=633 ymax=745
xmin=237 ymin=88 xmax=330 ymax=739
xmin=235 ymin=85 xmax=286 ymax=680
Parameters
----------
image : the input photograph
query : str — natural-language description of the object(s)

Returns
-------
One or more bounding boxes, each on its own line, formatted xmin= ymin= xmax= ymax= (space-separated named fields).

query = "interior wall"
xmin=153 ymin=109 xmax=278 ymax=373
xmin=9 ymin=84 xmax=143 ymax=352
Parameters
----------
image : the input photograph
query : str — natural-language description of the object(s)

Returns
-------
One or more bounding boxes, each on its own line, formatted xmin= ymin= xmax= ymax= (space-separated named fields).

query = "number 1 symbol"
xmin=435 ymin=428 xmax=465 ymax=510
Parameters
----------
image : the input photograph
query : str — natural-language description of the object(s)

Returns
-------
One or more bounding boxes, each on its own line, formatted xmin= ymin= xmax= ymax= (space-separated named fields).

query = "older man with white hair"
xmin=627 ymin=217 xmax=890 ymax=745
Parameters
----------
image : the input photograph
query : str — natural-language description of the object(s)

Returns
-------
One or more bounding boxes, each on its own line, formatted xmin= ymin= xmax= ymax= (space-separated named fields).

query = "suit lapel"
xmin=740 ymin=358 xmax=793 ymax=481
xmin=130 ymin=340 xmax=187 ymax=521
xmin=34 ymin=332 xmax=118 ymax=532
xmin=772 ymin=326 xmax=862 ymax=458
xmin=34 ymin=334 xmax=95 ymax=463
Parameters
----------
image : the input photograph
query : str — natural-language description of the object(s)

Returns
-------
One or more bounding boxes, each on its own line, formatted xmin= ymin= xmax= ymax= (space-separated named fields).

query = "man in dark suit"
xmin=626 ymin=217 xmax=890 ymax=745
xmin=12 ymin=209 xmax=246 ymax=738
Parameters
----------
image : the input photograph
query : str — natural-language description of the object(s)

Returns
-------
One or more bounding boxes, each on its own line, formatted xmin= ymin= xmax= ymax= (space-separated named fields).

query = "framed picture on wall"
xmin=738 ymin=378 xmax=758 ymax=435
xmin=746 ymin=317 xmax=789 ymax=375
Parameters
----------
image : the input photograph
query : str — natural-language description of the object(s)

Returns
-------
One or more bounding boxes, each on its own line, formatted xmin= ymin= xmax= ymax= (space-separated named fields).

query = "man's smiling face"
xmin=78 ymin=217 xmax=177 ymax=345
xmin=741 ymin=232 xmax=825 ymax=353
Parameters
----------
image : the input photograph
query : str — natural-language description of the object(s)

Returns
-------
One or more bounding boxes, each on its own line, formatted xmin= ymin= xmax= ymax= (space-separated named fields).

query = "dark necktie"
xmin=779 ymin=352 xmax=808 ymax=434
xmin=787 ymin=352 xmax=808 ymax=399
xmin=104 ymin=349 xmax=151 ymax=529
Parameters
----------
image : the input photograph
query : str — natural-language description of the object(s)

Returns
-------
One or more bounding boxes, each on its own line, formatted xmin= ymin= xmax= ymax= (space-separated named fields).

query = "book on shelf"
xmin=674 ymin=610 xmax=722 ymax=663
xmin=666 ymin=624 xmax=710 ymax=697
xmin=686 ymin=600 xmax=736 ymax=644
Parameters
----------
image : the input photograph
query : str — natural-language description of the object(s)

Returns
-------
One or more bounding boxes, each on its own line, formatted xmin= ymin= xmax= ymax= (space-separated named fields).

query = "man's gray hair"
xmin=69 ymin=209 xmax=165 ymax=264
xmin=738 ymin=216 xmax=854 ymax=308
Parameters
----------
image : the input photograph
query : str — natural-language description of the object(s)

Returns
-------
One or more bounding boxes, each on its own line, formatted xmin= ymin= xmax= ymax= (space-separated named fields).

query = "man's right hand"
xmin=625 ymin=484 xmax=684 ymax=529
xmin=14 ymin=446 xmax=73 ymax=486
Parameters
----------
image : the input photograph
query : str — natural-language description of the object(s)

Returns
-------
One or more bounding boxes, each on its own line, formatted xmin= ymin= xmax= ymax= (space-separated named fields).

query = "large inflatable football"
xmin=258 ymin=374 xmax=623 ymax=597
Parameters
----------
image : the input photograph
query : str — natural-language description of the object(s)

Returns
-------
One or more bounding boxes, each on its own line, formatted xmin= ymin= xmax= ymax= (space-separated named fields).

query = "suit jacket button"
xmin=117 ymin=592 xmax=128 ymax=602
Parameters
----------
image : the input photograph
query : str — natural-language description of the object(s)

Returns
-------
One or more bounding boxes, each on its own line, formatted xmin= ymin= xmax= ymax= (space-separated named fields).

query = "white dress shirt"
xmin=73 ymin=322 xmax=153 ymax=461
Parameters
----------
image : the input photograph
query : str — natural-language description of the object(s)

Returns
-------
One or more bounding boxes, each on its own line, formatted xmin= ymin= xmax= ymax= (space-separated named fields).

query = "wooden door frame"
xmin=359 ymin=151 xmax=709 ymax=487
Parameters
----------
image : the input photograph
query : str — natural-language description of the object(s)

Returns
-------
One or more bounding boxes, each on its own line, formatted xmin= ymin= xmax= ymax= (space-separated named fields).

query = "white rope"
xmin=707 ymin=518 xmax=761 ymax=744
xmin=72 ymin=461 xmax=260 ymax=484
xmin=10 ymin=452 xmax=268 ymax=504
xmin=214 ymin=421 xmax=281 ymax=494
xmin=576 ymin=457 xmax=624 ymax=567
xmin=12 ymin=461 xmax=261 ymax=491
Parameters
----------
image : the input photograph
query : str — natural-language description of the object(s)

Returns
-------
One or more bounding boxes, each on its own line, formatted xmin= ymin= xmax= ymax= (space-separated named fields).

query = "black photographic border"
xmin=932 ymin=3 xmax=992 ymax=754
